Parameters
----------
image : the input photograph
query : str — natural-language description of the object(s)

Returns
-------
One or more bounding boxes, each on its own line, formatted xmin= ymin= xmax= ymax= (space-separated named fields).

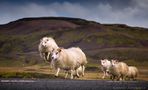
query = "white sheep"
xmin=51 ymin=47 xmax=87 ymax=79
xmin=100 ymin=59 xmax=112 ymax=79
xmin=38 ymin=37 xmax=59 ymax=63
xmin=126 ymin=66 xmax=138 ymax=80
xmin=107 ymin=60 xmax=129 ymax=81
xmin=65 ymin=66 xmax=85 ymax=79
xmin=75 ymin=66 xmax=85 ymax=77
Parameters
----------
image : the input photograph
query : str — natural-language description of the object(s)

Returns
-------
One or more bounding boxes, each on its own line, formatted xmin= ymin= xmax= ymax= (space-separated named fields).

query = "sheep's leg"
xmin=110 ymin=74 xmax=114 ymax=80
xmin=40 ymin=52 xmax=43 ymax=59
xmin=50 ymin=60 xmax=54 ymax=69
xmin=106 ymin=71 xmax=110 ymax=77
xmin=126 ymin=77 xmax=130 ymax=81
xmin=42 ymin=53 xmax=46 ymax=60
xmin=70 ymin=70 xmax=74 ymax=79
xmin=132 ymin=77 xmax=135 ymax=81
xmin=55 ymin=68 xmax=60 ymax=77
xmin=46 ymin=52 xmax=50 ymax=61
xmin=112 ymin=75 xmax=117 ymax=81
xmin=105 ymin=71 xmax=109 ymax=77
xmin=65 ymin=71 xmax=69 ymax=79
xmin=82 ymin=65 xmax=85 ymax=76
xmin=76 ymin=69 xmax=80 ymax=78
xmin=45 ymin=52 xmax=48 ymax=60
xmin=43 ymin=53 xmax=48 ymax=63
xmin=119 ymin=78 xmax=122 ymax=81
xmin=109 ymin=74 xmax=112 ymax=80
xmin=115 ymin=75 xmax=119 ymax=81
xmin=102 ymin=71 xmax=106 ymax=79
xmin=119 ymin=75 xmax=123 ymax=81
xmin=122 ymin=76 xmax=126 ymax=81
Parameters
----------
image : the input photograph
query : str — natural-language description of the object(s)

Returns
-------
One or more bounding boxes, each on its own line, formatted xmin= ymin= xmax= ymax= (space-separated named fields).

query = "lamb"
xmin=38 ymin=37 xmax=59 ymax=63
xmin=65 ymin=66 xmax=85 ymax=79
xmin=126 ymin=66 xmax=138 ymax=80
xmin=51 ymin=47 xmax=87 ymax=79
xmin=107 ymin=60 xmax=129 ymax=81
xmin=100 ymin=59 xmax=112 ymax=79
xmin=75 ymin=66 xmax=85 ymax=77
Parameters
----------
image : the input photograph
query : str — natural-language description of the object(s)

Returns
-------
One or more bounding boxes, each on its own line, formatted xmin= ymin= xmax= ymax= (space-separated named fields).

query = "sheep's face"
xmin=42 ymin=41 xmax=49 ymax=47
xmin=101 ymin=59 xmax=111 ymax=67
xmin=40 ymin=37 xmax=50 ymax=47
xmin=101 ymin=59 xmax=106 ymax=66
xmin=111 ymin=60 xmax=118 ymax=66
xmin=51 ymin=48 xmax=61 ymax=61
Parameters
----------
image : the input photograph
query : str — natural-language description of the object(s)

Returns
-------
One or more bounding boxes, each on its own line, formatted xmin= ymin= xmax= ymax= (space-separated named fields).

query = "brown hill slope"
xmin=0 ymin=17 xmax=148 ymax=65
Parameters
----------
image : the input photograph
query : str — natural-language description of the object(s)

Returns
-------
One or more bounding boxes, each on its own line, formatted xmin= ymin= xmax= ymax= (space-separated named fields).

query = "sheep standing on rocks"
xmin=51 ymin=47 xmax=87 ymax=79
xmin=126 ymin=66 xmax=138 ymax=80
xmin=38 ymin=37 xmax=59 ymax=63
xmin=107 ymin=60 xmax=129 ymax=81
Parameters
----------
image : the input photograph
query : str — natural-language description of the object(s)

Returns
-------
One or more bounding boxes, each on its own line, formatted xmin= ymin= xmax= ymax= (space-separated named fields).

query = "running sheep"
xmin=38 ymin=37 xmax=59 ymax=63
xmin=65 ymin=66 xmax=85 ymax=79
xmin=100 ymin=59 xmax=111 ymax=79
xmin=51 ymin=47 xmax=87 ymax=79
xmin=107 ymin=60 xmax=129 ymax=81
xmin=126 ymin=66 xmax=138 ymax=80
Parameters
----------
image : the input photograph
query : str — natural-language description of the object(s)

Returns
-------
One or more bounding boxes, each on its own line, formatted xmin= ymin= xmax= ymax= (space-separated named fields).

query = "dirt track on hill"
xmin=0 ymin=79 xmax=147 ymax=90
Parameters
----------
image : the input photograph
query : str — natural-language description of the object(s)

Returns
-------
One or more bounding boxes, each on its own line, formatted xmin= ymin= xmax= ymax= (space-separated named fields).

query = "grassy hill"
xmin=0 ymin=17 xmax=148 ymax=67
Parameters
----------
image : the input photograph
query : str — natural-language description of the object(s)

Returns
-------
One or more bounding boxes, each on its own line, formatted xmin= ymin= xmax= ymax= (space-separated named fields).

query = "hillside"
xmin=0 ymin=17 xmax=148 ymax=66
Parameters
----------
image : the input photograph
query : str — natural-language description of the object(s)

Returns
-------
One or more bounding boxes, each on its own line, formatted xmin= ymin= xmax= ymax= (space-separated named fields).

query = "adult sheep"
xmin=126 ymin=66 xmax=138 ymax=80
xmin=38 ymin=37 xmax=59 ymax=63
xmin=51 ymin=47 xmax=87 ymax=79
xmin=100 ymin=59 xmax=111 ymax=79
xmin=107 ymin=60 xmax=129 ymax=81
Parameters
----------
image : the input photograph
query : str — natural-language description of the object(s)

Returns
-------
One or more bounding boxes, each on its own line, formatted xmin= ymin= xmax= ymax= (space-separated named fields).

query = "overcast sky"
xmin=0 ymin=0 xmax=148 ymax=28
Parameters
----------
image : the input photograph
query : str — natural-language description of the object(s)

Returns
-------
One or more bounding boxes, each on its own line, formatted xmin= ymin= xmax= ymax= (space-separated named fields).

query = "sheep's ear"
xmin=52 ymin=48 xmax=55 ymax=52
xmin=100 ymin=59 xmax=103 ymax=63
xmin=116 ymin=60 xmax=119 ymax=62
xmin=40 ymin=39 xmax=42 ymax=42
xmin=57 ymin=48 xmax=62 ymax=52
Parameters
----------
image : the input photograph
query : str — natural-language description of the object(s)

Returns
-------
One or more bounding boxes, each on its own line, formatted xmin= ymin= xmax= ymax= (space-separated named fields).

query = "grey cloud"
xmin=0 ymin=0 xmax=147 ymax=28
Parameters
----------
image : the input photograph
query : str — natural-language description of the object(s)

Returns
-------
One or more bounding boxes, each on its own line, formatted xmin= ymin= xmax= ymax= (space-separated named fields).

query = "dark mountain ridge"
xmin=0 ymin=17 xmax=103 ymax=35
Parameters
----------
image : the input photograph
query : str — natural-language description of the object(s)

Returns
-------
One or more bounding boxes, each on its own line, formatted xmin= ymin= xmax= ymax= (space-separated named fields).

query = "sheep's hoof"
xmin=64 ymin=77 xmax=67 ymax=79
xmin=102 ymin=76 xmax=105 ymax=79
xmin=55 ymin=75 xmax=58 ymax=77
xmin=76 ymin=75 xmax=80 ymax=78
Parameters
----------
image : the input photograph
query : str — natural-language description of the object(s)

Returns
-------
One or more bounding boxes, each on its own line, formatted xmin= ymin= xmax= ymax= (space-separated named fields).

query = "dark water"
xmin=0 ymin=79 xmax=147 ymax=90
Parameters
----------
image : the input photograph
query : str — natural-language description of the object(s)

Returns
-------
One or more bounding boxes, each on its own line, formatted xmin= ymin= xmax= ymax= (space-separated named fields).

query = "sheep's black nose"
xmin=106 ymin=70 xmax=109 ymax=73
xmin=51 ymin=57 xmax=53 ymax=59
